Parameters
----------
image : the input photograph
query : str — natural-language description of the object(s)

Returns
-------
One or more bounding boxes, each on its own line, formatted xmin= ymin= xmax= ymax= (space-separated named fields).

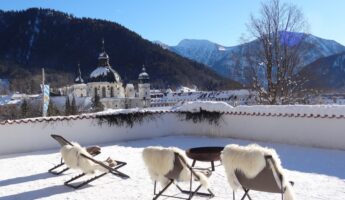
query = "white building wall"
xmin=125 ymin=84 xmax=135 ymax=98
xmin=87 ymin=82 xmax=125 ymax=99
xmin=71 ymin=84 xmax=87 ymax=97
xmin=100 ymin=98 xmax=126 ymax=109
xmin=139 ymin=83 xmax=150 ymax=108
xmin=138 ymin=83 xmax=150 ymax=99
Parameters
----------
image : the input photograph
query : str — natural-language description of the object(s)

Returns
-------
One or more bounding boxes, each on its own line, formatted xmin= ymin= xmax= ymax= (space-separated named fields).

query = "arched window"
xmin=110 ymin=87 xmax=114 ymax=97
xmin=102 ymin=87 xmax=106 ymax=98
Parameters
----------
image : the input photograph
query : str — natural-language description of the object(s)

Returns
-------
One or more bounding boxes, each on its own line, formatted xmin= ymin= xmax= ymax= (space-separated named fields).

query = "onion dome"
xmin=89 ymin=66 xmax=121 ymax=83
xmin=138 ymin=65 xmax=149 ymax=83
xmin=89 ymin=39 xmax=121 ymax=83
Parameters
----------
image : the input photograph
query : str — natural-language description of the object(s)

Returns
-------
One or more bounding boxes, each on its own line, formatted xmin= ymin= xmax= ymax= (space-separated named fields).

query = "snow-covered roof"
xmin=176 ymin=86 xmax=197 ymax=93
xmin=138 ymin=66 xmax=149 ymax=80
xmin=90 ymin=67 xmax=111 ymax=78
xmin=139 ymin=72 xmax=149 ymax=78
xmin=98 ymin=52 xmax=109 ymax=59
xmin=89 ymin=66 xmax=121 ymax=83
xmin=126 ymin=84 xmax=134 ymax=88
xmin=74 ymin=76 xmax=84 ymax=83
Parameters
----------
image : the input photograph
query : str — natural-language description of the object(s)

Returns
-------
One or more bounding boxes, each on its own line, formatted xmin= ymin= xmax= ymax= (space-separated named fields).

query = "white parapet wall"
xmin=0 ymin=113 xmax=177 ymax=155
xmin=1 ymin=103 xmax=345 ymax=155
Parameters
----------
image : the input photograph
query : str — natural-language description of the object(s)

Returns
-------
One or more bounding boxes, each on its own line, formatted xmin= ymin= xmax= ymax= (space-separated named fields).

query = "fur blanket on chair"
xmin=60 ymin=142 xmax=109 ymax=174
xmin=221 ymin=144 xmax=295 ymax=200
xmin=142 ymin=146 xmax=209 ymax=189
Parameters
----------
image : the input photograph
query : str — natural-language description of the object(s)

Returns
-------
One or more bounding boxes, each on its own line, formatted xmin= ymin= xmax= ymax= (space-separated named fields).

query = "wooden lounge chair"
xmin=143 ymin=146 xmax=214 ymax=200
xmin=221 ymin=144 xmax=295 ymax=200
xmin=49 ymin=134 xmax=101 ymax=175
xmin=50 ymin=134 xmax=129 ymax=189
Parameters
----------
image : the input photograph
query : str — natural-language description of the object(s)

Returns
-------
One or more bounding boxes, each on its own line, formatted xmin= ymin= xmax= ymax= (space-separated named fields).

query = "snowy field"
xmin=0 ymin=135 xmax=344 ymax=200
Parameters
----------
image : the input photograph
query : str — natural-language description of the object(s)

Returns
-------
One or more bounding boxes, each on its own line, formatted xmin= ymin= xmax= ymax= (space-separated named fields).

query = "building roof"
xmin=74 ymin=64 xmax=84 ymax=84
xmin=89 ymin=66 xmax=121 ymax=83
xmin=138 ymin=66 xmax=149 ymax=80
xmin=89 ymin=40 xmax=121 ymax=83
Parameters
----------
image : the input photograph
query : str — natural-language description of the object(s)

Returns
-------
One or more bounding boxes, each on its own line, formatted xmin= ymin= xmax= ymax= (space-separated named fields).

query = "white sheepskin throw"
xmin=60 ymin=142 xmax=109 ymax=174
xmin=221 ymin=144 xmax=295 ymax=200
xmin=142 ymin=146 xmax=209 ymax=189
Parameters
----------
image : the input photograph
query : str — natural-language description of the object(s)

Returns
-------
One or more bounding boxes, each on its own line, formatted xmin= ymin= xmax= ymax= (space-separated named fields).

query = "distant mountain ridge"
xmin=299 ymin=52 xmax=345 ymax=91
xmin=0 ymin=8 xmax=241 ymax=93
xmin=162 ymin=35 xmax=345 ymax=84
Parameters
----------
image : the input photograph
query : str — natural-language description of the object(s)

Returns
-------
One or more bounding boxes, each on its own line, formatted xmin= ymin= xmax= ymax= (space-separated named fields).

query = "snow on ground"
xmin=234 ymin=104 xmax=345 ymax=116
xmin=0 ymin=135 xmax=344 ymax=200
xmin=173 ymin=101 xmax=233 ymax=112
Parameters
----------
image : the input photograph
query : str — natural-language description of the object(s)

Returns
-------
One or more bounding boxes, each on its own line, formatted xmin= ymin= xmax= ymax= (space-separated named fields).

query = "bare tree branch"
xmin=242 ymin=0 xmax=310 ymax=104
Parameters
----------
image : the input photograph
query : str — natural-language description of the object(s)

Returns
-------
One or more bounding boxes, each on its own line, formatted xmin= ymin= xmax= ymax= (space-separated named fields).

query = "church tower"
xmin=74 ymin=63 xmax=84 ymax=84
xmin=138 ymin=65 xmax=150 ymax=107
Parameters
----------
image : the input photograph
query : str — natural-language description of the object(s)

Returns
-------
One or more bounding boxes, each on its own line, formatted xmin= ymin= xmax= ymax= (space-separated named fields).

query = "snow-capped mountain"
xmin=166 ymin=34 xmax=345 ymax=85
xmin=171 ymin=39 xmax=230 ymax=67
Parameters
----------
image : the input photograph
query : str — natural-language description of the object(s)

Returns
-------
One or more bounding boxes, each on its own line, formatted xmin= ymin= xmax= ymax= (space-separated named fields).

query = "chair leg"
xmin=177 ymin=184 xmax=214 ymax=198
xmin=174 ymin=170 xmax=214 ymax=199
xmin=64 ymin=173 xmax=86 ymax=189
xmin=110 ymin=170 xmax=129 ymax=179
xmin=240 ymin=188 xmax=252 ymax=200
xmin=233 ymin=190 xmax=235 ymax=200
xmin=48 ymin=158 xmax=70 ymax=175
xmin=110 ymin=160 xmax=130 ymax=178
xmin=48 ymin=162 xmax=70 ymax=175
xmin=188 ymin=185 xmax=202 ymax=200
xmin=64 ymin=172 xmax=109 ymax=189
xmin=153 ymin=180 xmax=174 ymax=200
xmin=191 ymin=160 xmax=196 ymax=167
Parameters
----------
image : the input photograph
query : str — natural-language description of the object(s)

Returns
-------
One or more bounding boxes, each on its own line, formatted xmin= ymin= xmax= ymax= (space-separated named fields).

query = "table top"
xmin=186 ymin=146 xmax=224 ymax=162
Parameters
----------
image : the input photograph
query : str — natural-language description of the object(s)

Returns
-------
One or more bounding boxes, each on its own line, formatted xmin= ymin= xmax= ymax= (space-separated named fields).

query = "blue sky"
xmin=1 ymin=0 xmax=344 ymax=46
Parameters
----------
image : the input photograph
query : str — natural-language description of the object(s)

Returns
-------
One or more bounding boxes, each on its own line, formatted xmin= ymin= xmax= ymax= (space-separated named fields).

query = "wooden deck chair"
xmin=221 ymin=144 xmax=295 ymax=200
xmin=143 ymin=146 xmax=214 ymax=200
xmin=50 ymin=134 xmax=130 ymax=189
xmin=48 ymin=134 xmax=101 ymax=175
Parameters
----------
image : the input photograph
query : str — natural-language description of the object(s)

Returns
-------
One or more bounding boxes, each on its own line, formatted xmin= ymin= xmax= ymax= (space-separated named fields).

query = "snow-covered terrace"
xmin=1 ymin=102 xmax=345 ymax=199
xmin=1 ymin=136 xmax=345 ymax=200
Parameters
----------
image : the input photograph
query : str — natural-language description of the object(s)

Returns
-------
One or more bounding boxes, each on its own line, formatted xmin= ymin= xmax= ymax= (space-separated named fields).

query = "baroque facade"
xmin=60 ymin=42 xmax=150 ymax=109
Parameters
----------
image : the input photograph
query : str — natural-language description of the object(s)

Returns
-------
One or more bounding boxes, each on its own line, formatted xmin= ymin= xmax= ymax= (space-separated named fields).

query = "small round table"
xmin=186 ymin=147 xmax=224 ymax=171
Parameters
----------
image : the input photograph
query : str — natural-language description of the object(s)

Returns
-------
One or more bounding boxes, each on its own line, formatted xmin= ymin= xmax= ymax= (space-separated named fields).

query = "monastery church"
xmin=60 ymin=41 xmax=151 ymax=109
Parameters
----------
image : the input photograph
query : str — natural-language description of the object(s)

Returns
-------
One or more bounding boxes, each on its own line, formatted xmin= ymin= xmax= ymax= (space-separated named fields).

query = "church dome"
xmin=89 ymin=66 xmax=121 ymax=83
xmin=89 ymin=39 xmax=121 ymax=83
xmin=138 ymin=66 xmax=149 ymax=81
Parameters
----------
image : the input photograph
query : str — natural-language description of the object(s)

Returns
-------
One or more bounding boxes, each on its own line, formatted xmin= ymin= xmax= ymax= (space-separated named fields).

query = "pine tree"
xmin=71 ymin=95 xmax=77 ymax=115
xmin=20 ymin=99 xmax=29 ymax=118
xmin=65 ymin=96 xmax=71 ymax=116
xmin=92 ymin=93 xmax=104 ymax=112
